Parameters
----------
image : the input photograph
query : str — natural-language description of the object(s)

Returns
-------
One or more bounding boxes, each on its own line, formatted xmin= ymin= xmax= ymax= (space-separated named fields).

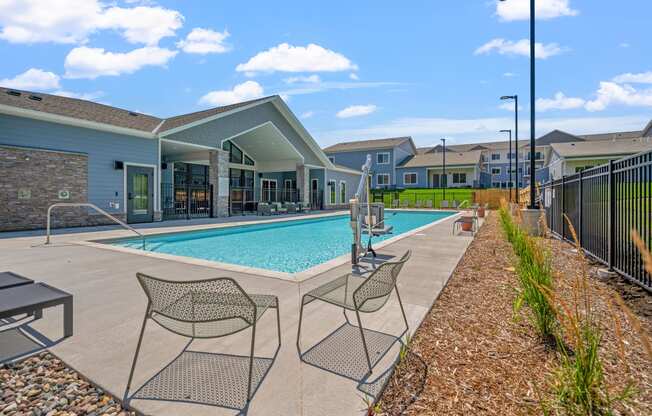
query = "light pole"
xmin=500 ymin=129 xmax=512 ymax=202
xmin=441 ymin=138 xmax=446 ymax=201
xmin=500 ymin=95 xmax=519 ymax=204
xmin=501 ymin=0 xmax=535 ymax=208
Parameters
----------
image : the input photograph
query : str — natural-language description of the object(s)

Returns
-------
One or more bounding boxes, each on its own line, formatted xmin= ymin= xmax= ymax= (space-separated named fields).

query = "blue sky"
xmin=1 ymin=0 xmax=651 ymax=148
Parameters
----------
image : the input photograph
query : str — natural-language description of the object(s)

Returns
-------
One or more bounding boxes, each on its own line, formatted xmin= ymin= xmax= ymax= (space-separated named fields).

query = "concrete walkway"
xmin=0 ymin=212 xmax=477 ymax=415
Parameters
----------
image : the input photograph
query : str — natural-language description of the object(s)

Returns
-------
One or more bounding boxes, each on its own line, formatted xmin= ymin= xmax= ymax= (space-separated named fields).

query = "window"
xmin=244 ymin=155 xmax=255 ymax=166
xmin=508 ymin=152 xmax=516 ymax=159
xmin=376 ymin=152 xmax=390 ymax=165
xmin=492 ymin=182 xmax=501 ymax=188
xmin=491 ymin=153 xmax=500 ymax=161
xmin=340 ymin=181 xmax=346 ymax=204
xmin=376 ymin=173 xmax=390 ymax=186
xmin=403 ymin=172 xmax=418 ymax=185
xmin=491 ymin=167 xmax=501 ymax=175
xmin=328 ymin=180 xmax=337 ymax=204
xmin=328 ymin=156 xmax=335 ymax=163
xmin=453 ymin=173 xmax=467 ymax=184
xmin=501 ymin=182 xmax=507 ymax=188
xmin=575 ymin=166 xmax=594 ymax=173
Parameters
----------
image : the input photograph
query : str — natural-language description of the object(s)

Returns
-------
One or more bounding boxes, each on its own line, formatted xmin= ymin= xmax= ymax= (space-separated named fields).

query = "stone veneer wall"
xmin=209 ymin=149 xmax=230 ymax=217
xmin=0 ymin=145 xmax=125 ymax=231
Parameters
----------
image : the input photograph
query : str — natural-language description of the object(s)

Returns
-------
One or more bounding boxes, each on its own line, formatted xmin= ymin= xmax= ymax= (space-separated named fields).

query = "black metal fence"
xmin=161 ymin=183 xmax=213 ymax=220
xmin=541 ymin=150 xmax=651 ymax=292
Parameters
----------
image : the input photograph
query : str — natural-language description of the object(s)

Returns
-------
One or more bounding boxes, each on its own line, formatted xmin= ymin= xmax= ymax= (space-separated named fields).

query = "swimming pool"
xmin=109 ymin=211 xmax=455 ymax=274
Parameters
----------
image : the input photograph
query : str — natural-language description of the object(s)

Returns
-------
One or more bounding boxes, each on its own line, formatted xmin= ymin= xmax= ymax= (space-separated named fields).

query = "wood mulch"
xmin=378 ymin=212 xmax=652 ymax=415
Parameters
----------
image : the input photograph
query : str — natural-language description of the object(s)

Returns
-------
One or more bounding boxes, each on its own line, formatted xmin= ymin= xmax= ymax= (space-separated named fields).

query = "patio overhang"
xmin=223 ymin=122 xmax=305 ymax=171
xmin=161 ymin=139 xmax=217 ymax=165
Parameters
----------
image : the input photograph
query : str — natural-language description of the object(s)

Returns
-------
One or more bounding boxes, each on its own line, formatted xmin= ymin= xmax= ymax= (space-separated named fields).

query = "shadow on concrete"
xmin=0 ymin=316 xmax=63 ymax=363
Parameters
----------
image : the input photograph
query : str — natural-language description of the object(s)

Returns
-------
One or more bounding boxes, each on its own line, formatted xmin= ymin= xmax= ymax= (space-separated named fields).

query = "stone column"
xmin=209 ymin=149 xmax=230 ymax=217
xmin=296 ymin=164 xmax=310 ymax=205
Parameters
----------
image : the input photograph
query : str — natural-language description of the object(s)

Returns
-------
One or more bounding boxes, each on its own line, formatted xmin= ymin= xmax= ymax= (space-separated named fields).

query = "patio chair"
xmin=125 ymin=274 xmax=281 ymax=405
xmin=425 ymin=200 xmax=433 ymax=209
xmin=440 ymin=200 xmax=449 ymax=209
xmin=286 ymin=202 xmax=298 ymax=214
xmin=452 ymin=200 xmax=460 ymax=209
xmin=452 ymin=215 xmax=478 ymax=234
xmin=391 ymin=199 xmax=400 ymax=209
xmin=297 ymin=251 xmax=411 ymax=377
xmin=415 ymin=200 xmax=423 ymax=209
xmin=273 ymin=202 xmax=287 ymax=215
xmin=300 ymin=202 xmax=312 ymax=213
xmin=400 ymin=200 xmax=410 ymax=209
xmin=257 ymin=202 xmax=272 ymax=216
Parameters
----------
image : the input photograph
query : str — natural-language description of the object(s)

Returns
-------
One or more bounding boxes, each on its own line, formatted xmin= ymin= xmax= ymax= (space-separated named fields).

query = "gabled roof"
xmin=323 ymin=136 xmax=416 ymax=154
xmin=0 ymin=87 xmax=161 ymax=133
xmin=158 ymin=96 xmax=276 ymax=133
xmin=576 ymin=130 xmax=642 ymax=142
xmin=550 ymin=138 xmax=652 ymax=158
xmin=398 ymin=149 xmax=483 ymax=168
xmin=641 ymin=119 xmax=652 ymax=137
xmin=536 ymin=130 xmax=582 ymax=145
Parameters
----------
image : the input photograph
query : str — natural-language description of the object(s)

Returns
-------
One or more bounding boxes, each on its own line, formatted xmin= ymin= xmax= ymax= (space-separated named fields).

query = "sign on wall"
xmin=17 ymin=189 xmax=31 ymax=199
xmin=58 ymin=190 xmax=71 ymax=200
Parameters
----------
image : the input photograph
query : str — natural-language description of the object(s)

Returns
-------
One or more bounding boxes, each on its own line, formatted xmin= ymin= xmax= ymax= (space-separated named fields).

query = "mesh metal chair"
xmin=124 ymin=273 xmax=280 ymax=405
xmin=297 ymin=251 xmax=411 ymax=377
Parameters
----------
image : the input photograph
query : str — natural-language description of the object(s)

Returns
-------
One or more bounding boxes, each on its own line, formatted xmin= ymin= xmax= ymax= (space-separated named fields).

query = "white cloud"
xmin=349 ymin=73 xmax=359 ymax=80
xmin=336 ymin=104 xmax=377 ymax=119
xmin=316 ymin=115 xmax=649 ymax=147
xmin=585 ymin=82 xmax=652 ymax=112
xmin=503 ymin=72 xmax=517 ymax=78
xmin=301 ymin=111 xmax=315 ymax=119
xmin=64 ymin=46 xmax=177 ymax=79
xmin=612 ymin=71 xmax=652 ymax=84
xmin=0 ymin=0 xmax=183 ymax=45
xmin=498 ymin=102 xmax=523 ymax=111
xmin=536 ymin=92 xmax=585 ymax=112
xmin=475 ymin=38 xmax=565 ymax=59
xmin=0 ymin=68 xmax=60 ymax=90
xmin=496 ymin=0 xmax=578 ymax=21
xmin=278 ymin=81 xmax=402 ymax=98
xmin=198 ymin=81 xmax=264 ymax=107
xmin=284 ymin=75 xmax=321 ymax=84
xmin=176 ymin=28 xmax=230 ymax=54
xmin=236 ymin=43 xmax=358 ymax=75
xmin=619 ymin=42 xmax=630 ymax=48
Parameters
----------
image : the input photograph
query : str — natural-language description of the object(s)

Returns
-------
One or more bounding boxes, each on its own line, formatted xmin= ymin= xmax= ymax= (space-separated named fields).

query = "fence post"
xmin=561 ymin=175 xmax=565 ymax=238
xmin=578 ymin=169 xmax=583 ymax=245
xmin=608 ymin=159 xmax=615 ymax=270
xmin=210 ymin=184 xmax=214 ymax=217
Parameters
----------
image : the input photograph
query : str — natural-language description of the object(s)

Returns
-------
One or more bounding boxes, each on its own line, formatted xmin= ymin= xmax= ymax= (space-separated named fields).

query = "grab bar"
xmin=45 ymin=203 xmax=146 ymax=249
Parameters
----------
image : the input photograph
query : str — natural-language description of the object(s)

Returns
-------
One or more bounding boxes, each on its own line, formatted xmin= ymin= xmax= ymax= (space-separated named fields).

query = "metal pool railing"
xmin=46 ymin=203 xmax=146 ymax=249
xmin=540 ymin=149 xmax=651 ymax=292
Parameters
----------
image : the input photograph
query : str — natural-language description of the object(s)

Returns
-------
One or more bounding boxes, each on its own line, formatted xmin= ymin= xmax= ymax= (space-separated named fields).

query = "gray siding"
xmin=0 ymin=114 xmax=158 ymax=215
xmin=165 ymin=102 xmax=323 ymax=166
xmin=326 ymin=149 xmax=395 ymax=187
xmin=395 ymin=167 xmax=429 ymax=188
xmin=324 ymin=169 xmax=360 ymax=205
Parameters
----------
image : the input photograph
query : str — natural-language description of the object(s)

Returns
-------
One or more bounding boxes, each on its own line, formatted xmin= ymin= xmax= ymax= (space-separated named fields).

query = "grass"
xmin=373 ymin=188 xmax=474 ymax=208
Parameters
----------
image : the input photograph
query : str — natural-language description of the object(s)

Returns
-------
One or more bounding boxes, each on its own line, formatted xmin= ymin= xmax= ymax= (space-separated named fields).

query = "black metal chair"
xmin=297 ymin=251 xmax=411 ymax=377
xmin=124 ymin=274 xmax=280 ymax=406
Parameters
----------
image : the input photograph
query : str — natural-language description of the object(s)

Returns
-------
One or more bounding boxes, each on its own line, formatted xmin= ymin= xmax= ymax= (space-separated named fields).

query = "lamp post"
xmin=500 ymin=95 xmax=519 ymax=204
xmin=501 ymin=0 xmax=535 ymax=208
xmin=500 ymin=129 xmax=512 ymax=202
xmin=441 ymin=138 xmax=446 ymax=201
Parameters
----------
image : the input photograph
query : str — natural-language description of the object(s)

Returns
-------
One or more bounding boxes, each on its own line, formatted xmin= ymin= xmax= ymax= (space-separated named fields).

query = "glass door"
xmin=127 ymin=166 xmax=154 ymax=223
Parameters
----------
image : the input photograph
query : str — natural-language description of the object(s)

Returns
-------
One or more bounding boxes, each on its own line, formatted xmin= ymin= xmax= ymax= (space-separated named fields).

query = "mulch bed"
xmin=0 ymin=352 xmax=135 ymax=416
xmin=378 ymin=212 xmax=652 ymax=415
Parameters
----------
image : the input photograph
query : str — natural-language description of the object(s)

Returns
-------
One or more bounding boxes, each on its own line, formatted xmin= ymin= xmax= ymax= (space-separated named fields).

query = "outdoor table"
xmin=0 ymin=271 xmax=34 ymax=289
xmin=0 ymin=283 xmax=73 ymax=338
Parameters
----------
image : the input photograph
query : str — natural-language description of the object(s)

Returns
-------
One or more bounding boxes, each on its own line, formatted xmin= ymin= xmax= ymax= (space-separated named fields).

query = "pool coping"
xmin=77 ymin=209 xmax=461 ymax=282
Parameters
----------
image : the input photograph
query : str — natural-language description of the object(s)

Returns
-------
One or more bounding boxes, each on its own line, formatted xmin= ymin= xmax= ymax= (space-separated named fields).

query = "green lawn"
xmin=372 ymin=188 xmax=475 ymax=208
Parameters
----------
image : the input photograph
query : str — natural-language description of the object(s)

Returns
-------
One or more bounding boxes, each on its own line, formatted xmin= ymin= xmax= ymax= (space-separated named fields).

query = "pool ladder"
xmin=45 ymin=203 xmax=146 ymax=249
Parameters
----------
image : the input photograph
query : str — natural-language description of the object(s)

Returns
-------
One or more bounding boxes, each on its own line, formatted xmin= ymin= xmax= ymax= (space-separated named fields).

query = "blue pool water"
xmin=111 ymin=211 xmax=454 ymax=273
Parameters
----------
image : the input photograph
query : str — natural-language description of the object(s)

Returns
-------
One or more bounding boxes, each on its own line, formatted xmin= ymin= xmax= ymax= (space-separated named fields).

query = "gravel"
xmin=1 ymin=352 xmax=136 ymax=416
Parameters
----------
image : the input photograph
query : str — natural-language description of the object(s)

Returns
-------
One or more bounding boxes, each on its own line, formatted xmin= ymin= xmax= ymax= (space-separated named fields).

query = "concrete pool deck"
xmin=0 ymin=210 xmax=480 ymax=415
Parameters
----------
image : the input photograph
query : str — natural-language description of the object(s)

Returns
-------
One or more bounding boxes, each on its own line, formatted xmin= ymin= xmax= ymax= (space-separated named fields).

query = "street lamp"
xmin=500 ymin=129 xmax=512 ymax=202
xmin=500 ymin=0 xmax=536 ymax=208
xmin=441 ymin=138 xmax=446 ymax=201
xmin=500 ymin=95 xmax=519 ymax=204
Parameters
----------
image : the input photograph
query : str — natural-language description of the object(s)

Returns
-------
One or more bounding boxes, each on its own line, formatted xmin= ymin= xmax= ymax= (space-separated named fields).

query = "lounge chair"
xmin=452 ymin=200 xmax=460 ymax=209
xmin=286 ymin=202 xmax=298 ymax=214
xmin=125 ymin=274 xmax=280 ymax=405
xmin=415 ymin=200 xmax=423 ymax=209
xmin=297 ymin=251 xmax=411 ymax=377
xmin=425 ymin=200 xmax=433 ymax=209
xmin=272 ymin=202 xmax=287 ymax=215
xmin=440 ymin=200 xmax=449 ymax=209
xmin=400 ymin=200 xmax=410 ymax=209
xmin=257 ymin=202 xmax=272 ymax=216
xmin=300 ymin=202 xmax=312 ymax=213
xmin=0 ymin=272 xmax=73 ymax=337
xmin=453 ymin=215 xmax=478 ymax=234
xmin=391 ymin=199 xmax=400 ymax=209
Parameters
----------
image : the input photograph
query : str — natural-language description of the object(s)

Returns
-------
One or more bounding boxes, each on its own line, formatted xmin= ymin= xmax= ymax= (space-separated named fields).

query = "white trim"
xmin=376 ymin=173 xmax=390 ymax=186
xmin=160 ymin=137 xmax=219 ymax=150
xmin=339 ymin=180 xmax=347 ymax=204
xmin=220 ymin=121 xmax=303 ymax=164
xmin=158 ymin=97 xmax=278 ymax=137
xmin=261 ymin=178 xmax=277 ymax=201
xmin=376 ymin=151 xmax=391 ymax=165
xmin=491 ymin=167 xmax=502 ymax=176
xmin=123 ymin=163 xmax=158 ymax=220
xmin=328 ymin=164 xmax=363 ymax=175
xmin=0 ymin=103 xmax=157 ymax=139
xmin=403 ymin=171 xmax=418 ymax=185
xmin=284 ymin=178 xmax=293 ymax=190
xmin=156 ymin=139 xmax=161 ymax=212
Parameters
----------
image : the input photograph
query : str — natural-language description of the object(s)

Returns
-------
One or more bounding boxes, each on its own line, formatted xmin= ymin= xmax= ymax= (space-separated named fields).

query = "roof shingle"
xmin=323 ymin=137 xmax=414 ymax=153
